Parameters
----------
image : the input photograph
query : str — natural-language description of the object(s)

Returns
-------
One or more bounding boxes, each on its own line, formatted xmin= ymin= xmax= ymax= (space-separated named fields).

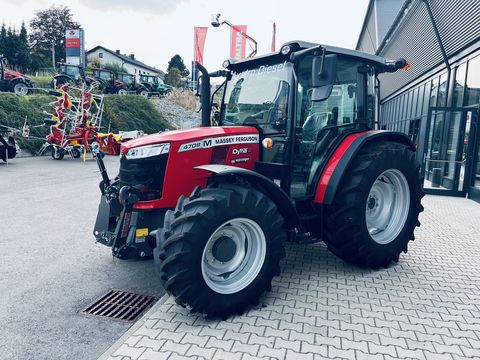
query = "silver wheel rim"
xmin=140 ymin=91 xmax=148 ymax=97
xmin=14 ymin=83 xmax=28 ymax=96
xmin=365 ymin=169 xmax=410 ymax=245
xmin=201 ymin=217 xmax=266 ymax=294
xmin=118 ymin=89 xmax=127 ymax=95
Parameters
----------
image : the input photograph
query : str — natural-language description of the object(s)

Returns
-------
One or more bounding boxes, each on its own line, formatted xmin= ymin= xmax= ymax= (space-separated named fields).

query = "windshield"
xmin=222 ymin=61 xmax=292 ymax=134
xmin=63 ymin=65 xmax=80 ymax=78
xmin=121 ymin=75 xmax=133 ymax=85
xmin=141 ymin=75 xmax=155 ymax=84
xmin=95 ymin=71 xmax=112 ymax=81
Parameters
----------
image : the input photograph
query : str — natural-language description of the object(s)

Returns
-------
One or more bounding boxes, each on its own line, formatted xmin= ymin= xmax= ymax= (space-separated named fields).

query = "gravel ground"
xmin=153 ymin=98 xmax=200 ymax=130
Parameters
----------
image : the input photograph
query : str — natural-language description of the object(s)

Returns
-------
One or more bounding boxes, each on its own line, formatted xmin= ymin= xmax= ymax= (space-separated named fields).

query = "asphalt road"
xmin=0 ymin=155 xmax=165 ymax=360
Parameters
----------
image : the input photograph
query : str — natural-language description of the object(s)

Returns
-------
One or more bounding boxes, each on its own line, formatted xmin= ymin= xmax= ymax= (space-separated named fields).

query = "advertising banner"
xmin=230 ymin=25 xmax=247 ymax=60
xmin=65 ymin=29 xmax=84 ymax=67
xmin=194 ymin=27 xmax=208 ymax=65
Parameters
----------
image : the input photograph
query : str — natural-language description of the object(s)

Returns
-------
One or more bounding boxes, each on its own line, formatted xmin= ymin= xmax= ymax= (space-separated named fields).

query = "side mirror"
xmin=311 ymin=54 xmax=337 ymax=102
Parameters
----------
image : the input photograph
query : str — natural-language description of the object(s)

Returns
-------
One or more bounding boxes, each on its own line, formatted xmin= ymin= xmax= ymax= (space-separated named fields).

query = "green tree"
xmin=0 ymin=24 xmax=6 ymax=57
xmin=29 ymin=5 xmax=80 ymax=68
xmin=164 ymin=67 xmax=181 ymax=87
xmin=103 ymin=62 xmax=124 ymax=74
xmin=167 ymin=54 xmax=189 ymax=78
xmin=16 ymin=22 xmax=30 ymax=72
xmin=2 ymin=26 xmax=17 ymax=68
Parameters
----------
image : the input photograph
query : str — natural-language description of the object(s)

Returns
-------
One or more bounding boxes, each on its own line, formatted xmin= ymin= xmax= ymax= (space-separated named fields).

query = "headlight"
xmin=125 ymin=143 xmax=170 ymax=160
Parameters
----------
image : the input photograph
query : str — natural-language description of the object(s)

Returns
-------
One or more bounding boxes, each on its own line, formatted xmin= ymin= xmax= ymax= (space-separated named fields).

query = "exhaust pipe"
xmin=196 ymin=63 xmax=211 ymax=127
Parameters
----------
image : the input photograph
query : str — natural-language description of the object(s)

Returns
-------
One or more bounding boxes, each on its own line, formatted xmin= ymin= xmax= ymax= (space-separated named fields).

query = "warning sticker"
xmin=178 ymin=134 xmax=259 ymax=152
xmin=136 ymin=228 xmax=149 ymax=237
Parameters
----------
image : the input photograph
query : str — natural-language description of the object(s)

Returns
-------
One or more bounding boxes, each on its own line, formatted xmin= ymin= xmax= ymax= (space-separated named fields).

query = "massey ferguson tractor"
xmin=93 ymin=41 xmax=424 ymax=318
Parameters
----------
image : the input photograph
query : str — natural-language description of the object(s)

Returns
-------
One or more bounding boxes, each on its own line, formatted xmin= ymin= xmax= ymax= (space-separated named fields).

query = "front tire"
xmin=323 ymin=141 xmax=424 ymax=269
xmin=156 ymin=184 xmax=286 ymax=318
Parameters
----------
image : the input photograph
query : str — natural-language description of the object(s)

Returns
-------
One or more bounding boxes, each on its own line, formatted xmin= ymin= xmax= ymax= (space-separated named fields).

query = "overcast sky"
xmin=1 ymin=0 xmax=369 ymax=73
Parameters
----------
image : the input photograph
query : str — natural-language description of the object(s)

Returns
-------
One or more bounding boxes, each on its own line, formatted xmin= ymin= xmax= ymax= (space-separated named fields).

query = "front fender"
xmin=195 ymin=164 xmax=300 ymax=229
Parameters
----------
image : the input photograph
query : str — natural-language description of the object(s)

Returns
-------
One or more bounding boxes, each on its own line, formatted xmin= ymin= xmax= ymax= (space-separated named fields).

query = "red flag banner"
xmin=230 ymin=25 xmax=247 ymax=60
xmin=194 ymin=27 xmax=208 ymax=64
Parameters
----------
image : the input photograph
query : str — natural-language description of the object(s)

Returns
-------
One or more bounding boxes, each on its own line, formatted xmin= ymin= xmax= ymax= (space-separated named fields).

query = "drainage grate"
xmin=82 ymin=290 xmax=158 ymax=322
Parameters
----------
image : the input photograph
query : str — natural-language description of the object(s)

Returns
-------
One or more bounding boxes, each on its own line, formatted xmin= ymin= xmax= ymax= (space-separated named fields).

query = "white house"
xmin=86 ymin=45 xmax=165 ymax=80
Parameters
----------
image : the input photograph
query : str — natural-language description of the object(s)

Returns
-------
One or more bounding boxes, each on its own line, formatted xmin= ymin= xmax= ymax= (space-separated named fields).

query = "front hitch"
xmin=92 ymin=142 xmax=110 ymax=190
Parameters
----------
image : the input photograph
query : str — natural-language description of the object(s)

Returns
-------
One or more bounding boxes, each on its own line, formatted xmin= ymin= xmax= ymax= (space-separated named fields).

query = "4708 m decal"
xmin=178 ymin=134 xmax=259 ymax=152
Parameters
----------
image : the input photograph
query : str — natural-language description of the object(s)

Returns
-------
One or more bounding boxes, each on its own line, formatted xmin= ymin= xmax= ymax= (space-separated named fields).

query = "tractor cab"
xmin=51 ymin=63 xmax=94 ymax=88
xmin=59 ymin=64 xmax=84 ymax=80
xmin=93 ymin=68 xmax=127 ymax=94
xmin=212 ymin=41 xmax=405 ymax=197
xmin=139 ymin=74 xmax=158 ymax=92
xmin=117 ymin=72 xmax=135 ymax=88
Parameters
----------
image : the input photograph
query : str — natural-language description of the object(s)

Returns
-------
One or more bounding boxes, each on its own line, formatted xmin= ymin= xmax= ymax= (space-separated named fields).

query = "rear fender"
xmin=314 ymin=130 xmax=415 ymax=205
xmin=8 ymin=77 xmax=25 ymax=89
xmin=194 ymin=164 xmax=300 ymax=229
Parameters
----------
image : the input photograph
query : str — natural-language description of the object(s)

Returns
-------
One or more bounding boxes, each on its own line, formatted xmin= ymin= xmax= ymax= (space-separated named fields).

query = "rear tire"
xmin=323 ymin=141 xmax=424 ymax=269
xmin=156 ymin=184 xmax=286 ymax=318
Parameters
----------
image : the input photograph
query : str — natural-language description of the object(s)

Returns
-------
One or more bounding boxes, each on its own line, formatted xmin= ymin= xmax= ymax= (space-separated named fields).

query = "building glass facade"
xmin=357 ymin=0 xmax=480 ymax=202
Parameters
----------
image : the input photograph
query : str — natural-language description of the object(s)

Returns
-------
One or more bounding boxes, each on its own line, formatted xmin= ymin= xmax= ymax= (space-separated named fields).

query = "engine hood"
xmin=4 ymin=68 xmax=27 ymax=79
xmin=121 ymin=126 xmax=259 ymax=151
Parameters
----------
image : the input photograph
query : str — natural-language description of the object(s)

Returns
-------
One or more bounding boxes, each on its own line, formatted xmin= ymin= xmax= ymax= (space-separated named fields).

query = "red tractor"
xmin=92 ymin=68 xmax=128 ymax=94
xmin=93 ymin=41 xmax=424 ymax=318
xmin=0 ymin=55 xmax=33 ymax=95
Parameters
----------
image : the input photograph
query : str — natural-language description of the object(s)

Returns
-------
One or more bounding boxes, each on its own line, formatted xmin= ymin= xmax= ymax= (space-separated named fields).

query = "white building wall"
xmin=86 ymin=48 xmax=162 ymax=79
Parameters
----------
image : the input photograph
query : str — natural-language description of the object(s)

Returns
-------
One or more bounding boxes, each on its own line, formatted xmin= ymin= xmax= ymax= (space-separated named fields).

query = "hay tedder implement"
xmin=38 ymin=83 xmax=123 ymax=160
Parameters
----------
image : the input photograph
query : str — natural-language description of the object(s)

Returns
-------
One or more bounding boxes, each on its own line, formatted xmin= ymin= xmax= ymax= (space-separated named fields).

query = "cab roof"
xmin=229 ymin=40 xmax=394 ymax=72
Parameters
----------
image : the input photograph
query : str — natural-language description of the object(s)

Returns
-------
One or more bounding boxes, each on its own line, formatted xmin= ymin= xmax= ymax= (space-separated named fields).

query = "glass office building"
xmin=357 ymin=0 xmax=480 ymax=202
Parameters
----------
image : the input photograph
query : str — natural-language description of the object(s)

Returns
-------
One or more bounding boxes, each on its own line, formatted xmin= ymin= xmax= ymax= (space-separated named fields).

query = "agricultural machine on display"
xmin=0 ymin=55 xmax=33 ymax=96
xmin=39 ymin=83 xmax=122 ymax=159
xmin=0 ymin=132 xmax=17 ymax=163
xmin=92 ymin=41 xmax=424 ymax=318
xmin=51 ymin=63 xmax=95 ymax=88
xmin=139 ymin=74 xmax=172 ymax=96
xmin=92 ymin=68 xmax=128 ymax=94
xmin=116 ymin=72 xmax=149 ymax=96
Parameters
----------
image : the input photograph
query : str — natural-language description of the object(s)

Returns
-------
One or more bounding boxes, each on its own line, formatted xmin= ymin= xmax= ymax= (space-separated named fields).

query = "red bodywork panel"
xmin=314 ymin=131 xmax=375 ymax=204
xmin=122 ymin=126 xmax=260 ymax=210
xmin=4 ymin=68 xmax=25 ymax=80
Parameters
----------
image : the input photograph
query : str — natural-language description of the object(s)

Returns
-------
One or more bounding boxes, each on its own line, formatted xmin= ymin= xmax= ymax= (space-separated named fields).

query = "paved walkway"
xmin=100 ymin=195 xmax=480 ymax=360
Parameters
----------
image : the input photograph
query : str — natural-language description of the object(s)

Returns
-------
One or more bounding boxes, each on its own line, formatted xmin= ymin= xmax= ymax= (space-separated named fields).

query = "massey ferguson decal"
xmin=178 ymin=135 xmax=259 ymax=152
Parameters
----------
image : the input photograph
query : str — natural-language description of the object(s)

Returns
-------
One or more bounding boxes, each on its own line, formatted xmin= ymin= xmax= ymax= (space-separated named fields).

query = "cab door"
xmin=290 ymin=57 xmax=373 ymax=198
